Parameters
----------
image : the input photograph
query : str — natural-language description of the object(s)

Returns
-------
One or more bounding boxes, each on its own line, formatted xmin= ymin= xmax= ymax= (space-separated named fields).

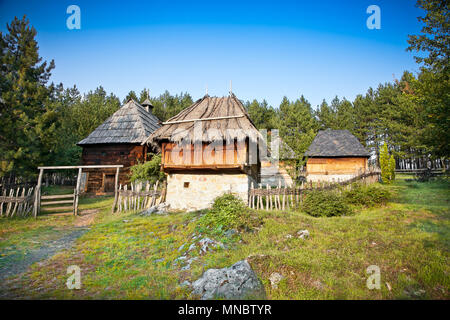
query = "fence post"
xmin=74 ymin=167 xmax=82 ymax=216
xmin=111 ymin=167 xmax=120 ymax=213
xmin=33 ymin=168 xmax=44 ymax=218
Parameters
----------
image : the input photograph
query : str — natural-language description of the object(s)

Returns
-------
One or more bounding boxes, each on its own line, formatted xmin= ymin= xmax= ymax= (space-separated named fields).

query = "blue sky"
xmin=0 ymin=0 xmax=424 ymax=108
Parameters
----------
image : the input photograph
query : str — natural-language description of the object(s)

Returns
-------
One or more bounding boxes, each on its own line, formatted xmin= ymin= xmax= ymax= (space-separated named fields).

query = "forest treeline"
xmin=1 ymin=0 xmax=448 ymax=177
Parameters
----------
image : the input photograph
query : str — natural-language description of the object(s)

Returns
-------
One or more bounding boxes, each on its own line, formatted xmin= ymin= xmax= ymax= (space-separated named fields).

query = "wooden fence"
xmin=0 ymin=186 xmax=35 ymax=217
xmin=114 ymin=180 xmax=162 ymax=213
xmin=249 ymin=171 xmax=381 ymax=210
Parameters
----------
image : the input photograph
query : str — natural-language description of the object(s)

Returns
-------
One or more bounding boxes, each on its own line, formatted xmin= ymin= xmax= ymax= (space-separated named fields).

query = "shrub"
xmin=389 ymin=154 xmax=396 ymax=181
xmin=197 ymin=194 xmax=260 ymax=236
xmin=129 ymin=153 xmax=165 ymax=184
xmin=344 ymin=183 xmax=392 ymax=207
xmin=301 ymin=189 xmax=352 ymax=217
xmin=380 ymin=143 xmax=390 ymax=184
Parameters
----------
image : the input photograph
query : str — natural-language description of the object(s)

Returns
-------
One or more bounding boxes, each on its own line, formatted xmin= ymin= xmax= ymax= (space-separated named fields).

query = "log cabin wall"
xmin=81 ymin=144 xmax=147 ymax=194
xmin=306 ymin=157 xmax=368 ymax=182
xmin=161 ymin=141 xmax=260 ymax=182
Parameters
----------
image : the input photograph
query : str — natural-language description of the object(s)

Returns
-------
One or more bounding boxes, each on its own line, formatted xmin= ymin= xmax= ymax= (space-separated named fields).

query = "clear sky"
xmin=0 ymin=0 xmax=424 ymax=108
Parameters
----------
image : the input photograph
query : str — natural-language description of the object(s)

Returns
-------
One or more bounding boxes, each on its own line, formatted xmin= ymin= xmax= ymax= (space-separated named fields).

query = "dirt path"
xmin=0 ymin=227 xmax=89 ymax=283
xmin=0 ymin=210 xmax=98 ymax=287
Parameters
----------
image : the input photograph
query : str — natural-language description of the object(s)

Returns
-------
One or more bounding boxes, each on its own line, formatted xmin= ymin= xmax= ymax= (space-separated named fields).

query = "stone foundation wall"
xmin=166 ymin=172 xmax=254 ymax=211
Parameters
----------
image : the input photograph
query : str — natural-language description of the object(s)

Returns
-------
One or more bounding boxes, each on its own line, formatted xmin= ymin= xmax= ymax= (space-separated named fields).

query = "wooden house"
xmin=77 ymin=98 xmax=160 ymax=194
xmin=145 ymin=94 xmax=262 ymax=211
xmin=304 ymin=129 xmax=370 ymax=182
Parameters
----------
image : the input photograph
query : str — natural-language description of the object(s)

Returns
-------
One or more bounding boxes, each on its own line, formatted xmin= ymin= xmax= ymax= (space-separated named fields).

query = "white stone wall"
xmin=166 ymin=172 xmax=253 ymax=211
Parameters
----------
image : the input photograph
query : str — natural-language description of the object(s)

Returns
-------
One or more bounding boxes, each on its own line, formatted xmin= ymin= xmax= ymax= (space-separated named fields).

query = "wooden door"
xmin=103 ymin=174 xmax=115 ymax=192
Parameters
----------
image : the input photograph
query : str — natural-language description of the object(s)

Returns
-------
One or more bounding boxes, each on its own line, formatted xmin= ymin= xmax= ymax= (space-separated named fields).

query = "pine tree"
xmin=0 ymin=16 xmax=56 ymax=177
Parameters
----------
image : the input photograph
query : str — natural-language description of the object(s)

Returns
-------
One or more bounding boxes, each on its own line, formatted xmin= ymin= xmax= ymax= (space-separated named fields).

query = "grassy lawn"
xmin=0 ymin=176 xmax=448 ymax=299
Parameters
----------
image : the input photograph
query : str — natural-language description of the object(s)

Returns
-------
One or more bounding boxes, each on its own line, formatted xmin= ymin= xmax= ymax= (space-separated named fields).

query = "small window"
xmin=101 ymin=151 xmax=106 ymax=156
xmin=183 ymin=182 xmax=190 ymax=188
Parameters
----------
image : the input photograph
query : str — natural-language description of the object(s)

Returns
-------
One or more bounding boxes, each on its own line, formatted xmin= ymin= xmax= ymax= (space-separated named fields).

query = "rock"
xmin=122 ymin=220 xmax=130 ymax=223
xmin=198 ymin=237 xmax=222 ymax=255
xmin=297 ymin=229 xmax=310 ymax=239
xmin=173 ymin=255 xmax=187 ymax=266
xmin=180 ymin=280 xmax=191 ymax=288
xmin=192 ymin=260 xmax=266 ymax=300
xmin=181 ymin=257 xmax=198 ymax=271
xmin=154 ymin=258 xmax=165 ymax=263
xmin=140 ymin=203 xmax=169 ymax=216
xmin=178 ymin=243 xmax=186 ymax=252
xmin=188 ymin=243 xmax=197 ymax=252
xmin=269 ymin=272 xmax=284 ymax=289
xmin=285 ymin=234 xmax=293 ymax=239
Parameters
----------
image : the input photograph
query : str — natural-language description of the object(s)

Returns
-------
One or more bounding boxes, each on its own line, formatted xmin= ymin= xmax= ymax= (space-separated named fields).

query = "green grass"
xmin=1 ymin=176 xmax=449 ymax=299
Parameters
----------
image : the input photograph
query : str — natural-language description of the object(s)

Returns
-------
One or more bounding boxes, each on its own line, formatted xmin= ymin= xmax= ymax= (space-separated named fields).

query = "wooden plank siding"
xmin=306 ymin=157 xmax=368 ymax=175
xmin=161 ymin=141 xmax=248 ymax=169
xmin=81 ymin=144 xmax=147 ymax=194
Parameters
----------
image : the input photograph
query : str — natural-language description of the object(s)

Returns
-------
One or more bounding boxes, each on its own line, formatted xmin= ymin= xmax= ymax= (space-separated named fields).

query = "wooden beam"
xmin=74 ymin=167 xmax=82 ymax=216
xmin=41 ymin=200 xmax=74 ymax=205
xmin=111 ymin=167 xmax=120 ymax=213
xmin=41 ymin=194 xmax=74 ymax=200
xmin=37 ymin=165 xmax=123 ymax=170
xmin=33 ymin=168 xmax=44 ymax=218
xmin=41 ymin=206 xmax=74 ymax=212
xmin=162 ymin=115 xmax=244 ymax=125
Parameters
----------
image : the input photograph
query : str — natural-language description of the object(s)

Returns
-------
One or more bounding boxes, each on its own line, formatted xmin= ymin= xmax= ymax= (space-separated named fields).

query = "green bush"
xmin=344 ymin=183 xmax=392 ymax=207
xmin=301 ymin=189 xmax=352 ymax=217
xmin=129 ymin=153 xmax=165 ymax=184
xmin=197 ymin=194 xmax=260 ymax=236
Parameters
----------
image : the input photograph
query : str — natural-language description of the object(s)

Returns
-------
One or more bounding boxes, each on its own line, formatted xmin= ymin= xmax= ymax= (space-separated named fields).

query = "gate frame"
xmin=33 ymin=165 xmax=123 ymax=218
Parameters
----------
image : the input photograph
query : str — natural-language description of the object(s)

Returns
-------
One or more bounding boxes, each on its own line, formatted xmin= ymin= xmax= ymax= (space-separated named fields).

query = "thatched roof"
xmin=144 ymin=94 xmax=261 ymax=145
xmin=305 ymin=129 xmax=370 ymax=157
xmin=78 ymin=99 xmax=161 ymax=145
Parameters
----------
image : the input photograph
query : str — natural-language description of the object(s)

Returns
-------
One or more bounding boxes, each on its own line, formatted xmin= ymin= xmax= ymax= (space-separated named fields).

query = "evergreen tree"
xmin=379 ymin=143 xmax=390 ymax=184
xmin=0 ymin=16 xmax=56 ymax=177
xmin=123 ymin=90 xmax=138 ymax=103
xmin=407 ymin=0 xmax=449 ymax=158
xmin=389 ymin=154 xmax=396 ymax=181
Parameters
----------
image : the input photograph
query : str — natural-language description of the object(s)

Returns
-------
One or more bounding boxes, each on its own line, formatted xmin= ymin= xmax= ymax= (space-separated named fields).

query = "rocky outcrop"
xmin=192 ymin=260 xmax=266 ymax=300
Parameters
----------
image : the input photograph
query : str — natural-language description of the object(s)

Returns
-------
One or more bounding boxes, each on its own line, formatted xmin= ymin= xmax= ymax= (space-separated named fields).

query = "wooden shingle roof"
xmin=144 ymin=94 xmax=261 ymax=145
xmin=77 ymin=99 xmax=161 ymax=145
xmin=305 ymin=129 xmax=370 ymax=157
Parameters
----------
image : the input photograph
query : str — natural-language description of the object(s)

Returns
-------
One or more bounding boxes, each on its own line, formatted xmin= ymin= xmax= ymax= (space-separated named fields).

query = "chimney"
xmin=141 ymin=98 xmax=154 ymax=113
xmin=141 ymin=89 xmax=154 ymax=113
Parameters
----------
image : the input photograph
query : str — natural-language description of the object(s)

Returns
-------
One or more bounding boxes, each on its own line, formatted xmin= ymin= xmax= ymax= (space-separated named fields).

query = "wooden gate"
xmin=40 ymin=193 xmax=75 ymax=215
xmin=33 ymin=165 xmax=123 ymax=218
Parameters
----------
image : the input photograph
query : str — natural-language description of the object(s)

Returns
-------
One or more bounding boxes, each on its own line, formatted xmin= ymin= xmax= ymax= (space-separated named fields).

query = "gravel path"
xmin=0 ymin=228 xmax=89 ymax=282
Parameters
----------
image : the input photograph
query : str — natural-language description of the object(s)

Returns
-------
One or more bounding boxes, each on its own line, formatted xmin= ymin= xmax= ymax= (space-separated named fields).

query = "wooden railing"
xmin=248 ymin=171 xmax=381 ymax=210
xmin=0 ymin=186 xmax=34 ymax=217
